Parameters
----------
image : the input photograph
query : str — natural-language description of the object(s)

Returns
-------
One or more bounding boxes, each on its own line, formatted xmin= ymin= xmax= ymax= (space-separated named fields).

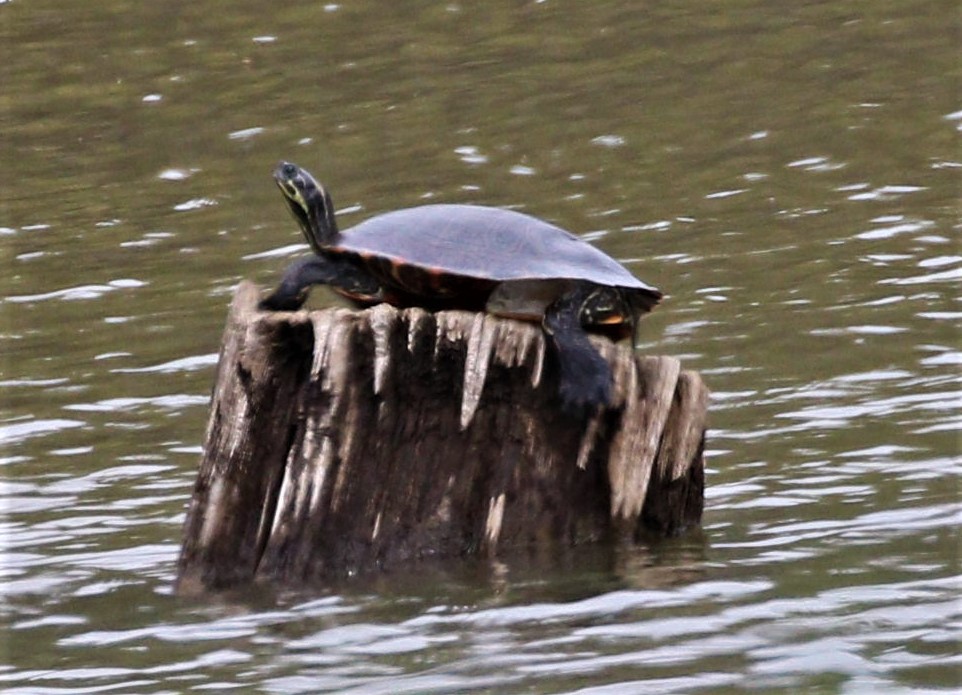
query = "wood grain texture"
xmin=175 ymin=281 xmax=708 ymax=592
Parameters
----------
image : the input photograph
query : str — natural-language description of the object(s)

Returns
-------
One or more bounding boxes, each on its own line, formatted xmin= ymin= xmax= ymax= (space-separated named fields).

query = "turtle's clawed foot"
xmin=544 ymin=286 xmax=615 ymax=416
xmin=258 ymin=289 xmax=306 ymax=312
xmin=554 ymin=343 xmax=614 ymax=415
xmin=257 ymin=256 xmax=323 ymax=312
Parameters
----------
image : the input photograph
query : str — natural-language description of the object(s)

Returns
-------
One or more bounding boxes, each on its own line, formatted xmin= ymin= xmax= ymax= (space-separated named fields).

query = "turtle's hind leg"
xmin=259 ymin=255 xmax=381 ymax=311
xmin=543 ymin=285 xmax=614 ymax=414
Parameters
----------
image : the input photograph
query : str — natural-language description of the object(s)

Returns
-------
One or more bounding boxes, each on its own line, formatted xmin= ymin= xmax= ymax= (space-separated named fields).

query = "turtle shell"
xmin=330 ymin=204 xmax=658 ymax=298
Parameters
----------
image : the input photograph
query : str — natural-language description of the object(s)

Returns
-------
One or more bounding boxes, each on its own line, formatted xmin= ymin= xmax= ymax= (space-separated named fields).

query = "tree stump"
xmin=175 ymin=281 xmax=708 ymax=593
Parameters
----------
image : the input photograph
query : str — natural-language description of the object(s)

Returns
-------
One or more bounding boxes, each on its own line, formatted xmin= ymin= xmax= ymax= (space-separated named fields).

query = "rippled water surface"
xmin=2 ymin=0 xmax=959 ymax=692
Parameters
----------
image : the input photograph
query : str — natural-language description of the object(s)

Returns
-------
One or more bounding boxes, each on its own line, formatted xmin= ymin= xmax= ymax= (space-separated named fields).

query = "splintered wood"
xmin=175 ymin=281 xmax=708 ymax=593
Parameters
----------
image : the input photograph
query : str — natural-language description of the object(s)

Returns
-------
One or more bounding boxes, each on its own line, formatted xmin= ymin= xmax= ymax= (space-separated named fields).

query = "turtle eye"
xmin=282 ymin=163 xmax=298 ymax=179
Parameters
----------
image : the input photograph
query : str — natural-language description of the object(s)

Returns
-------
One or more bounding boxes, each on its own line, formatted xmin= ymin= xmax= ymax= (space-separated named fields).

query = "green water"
xmin=2 ymin=0 xmax=959 ymax=692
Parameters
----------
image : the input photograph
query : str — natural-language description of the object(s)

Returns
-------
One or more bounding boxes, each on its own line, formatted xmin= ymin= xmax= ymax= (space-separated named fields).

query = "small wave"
xmin=63 ymin=395 xmax=208 ymax=413
xmin=111 ymin=353 xmax=218 ymax=375
xmin=5 ymin=279 xmax=146 ymax=303
xmin=0 ymin=418 xmax=85 ymax=444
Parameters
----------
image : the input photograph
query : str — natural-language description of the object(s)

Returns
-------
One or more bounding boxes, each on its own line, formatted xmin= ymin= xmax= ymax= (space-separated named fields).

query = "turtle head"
xmin=273 ymin=161 xmax=339 ymax=252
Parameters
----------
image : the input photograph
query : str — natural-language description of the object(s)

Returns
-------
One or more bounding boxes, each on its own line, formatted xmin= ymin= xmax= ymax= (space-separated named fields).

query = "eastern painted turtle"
xmin=260 ymin=161 xmax=662 ymax=411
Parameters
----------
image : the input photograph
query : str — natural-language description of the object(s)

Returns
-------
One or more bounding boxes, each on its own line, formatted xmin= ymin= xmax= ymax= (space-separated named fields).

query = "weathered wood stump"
xmin=175 ymin=281 xmax=708 ymax=593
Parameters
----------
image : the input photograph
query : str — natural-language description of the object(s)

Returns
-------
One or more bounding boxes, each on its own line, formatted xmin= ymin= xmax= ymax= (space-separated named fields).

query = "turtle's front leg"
xmin=542 ymin=284 xmax=614 ymax=414
xmin=259 ymin=255 xmax=381 ymax=311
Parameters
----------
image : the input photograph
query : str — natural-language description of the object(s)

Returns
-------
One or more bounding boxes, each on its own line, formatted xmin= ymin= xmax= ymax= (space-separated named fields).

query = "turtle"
xmin=259 ymin=161 xmax=663 ymax=412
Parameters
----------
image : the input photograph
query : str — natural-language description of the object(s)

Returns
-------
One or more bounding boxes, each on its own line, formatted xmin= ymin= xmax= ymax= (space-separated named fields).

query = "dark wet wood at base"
xmin=174 ymin=281 xmax=708 ymax=593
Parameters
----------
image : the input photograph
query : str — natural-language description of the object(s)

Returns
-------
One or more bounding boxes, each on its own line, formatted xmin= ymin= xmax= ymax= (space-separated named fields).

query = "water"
xmin=2 ymin=0 xmax=959 ymax=692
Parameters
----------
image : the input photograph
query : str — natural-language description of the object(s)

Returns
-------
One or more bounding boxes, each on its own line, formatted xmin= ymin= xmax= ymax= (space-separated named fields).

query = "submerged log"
xmin=175 ymin=281 xmax=708 ymax=593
